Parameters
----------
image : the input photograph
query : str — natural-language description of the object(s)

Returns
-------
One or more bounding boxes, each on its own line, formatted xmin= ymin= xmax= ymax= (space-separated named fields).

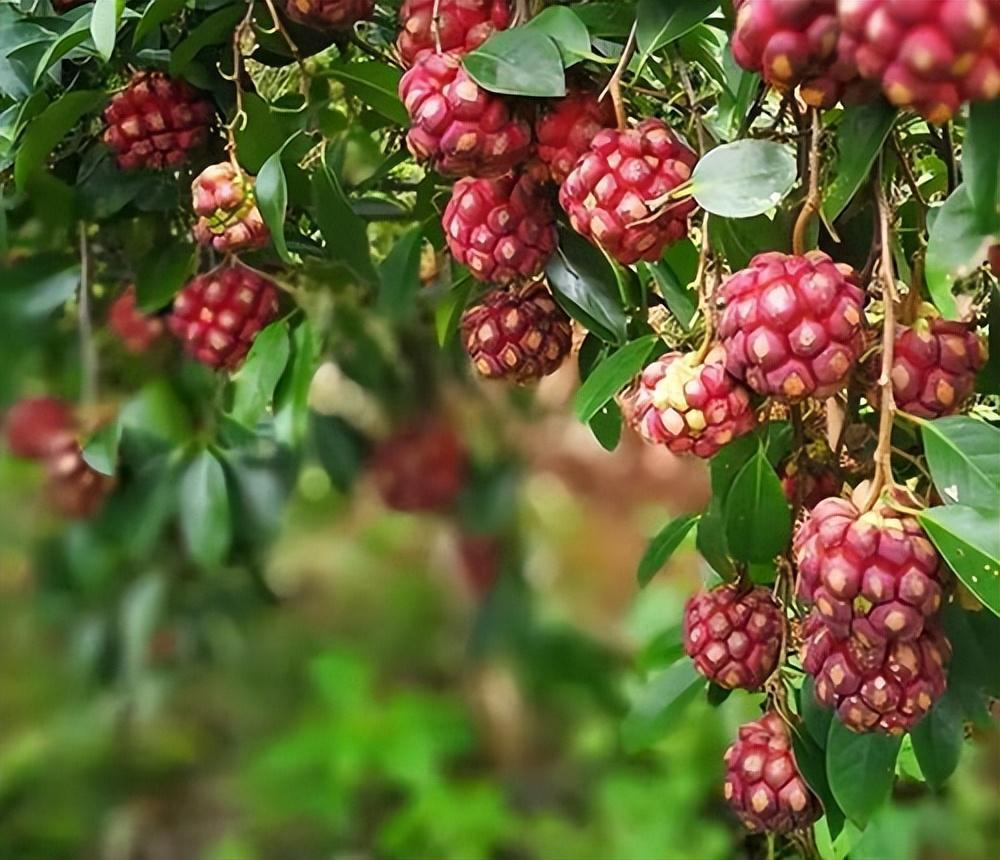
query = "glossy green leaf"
xmin=133 ymin=0 xmax=188 ymax=47
xmin=910 ymin=689 xmax=964 ymax=790
xmin=723 ymin=448 xmax=791 ymax=563
xmin=690 ymin=140 xmax=796 ymax=218
xmin=822 ymin=102 xmax=896 ymax=225
xmin=792 ymin=727 xmax=845 ymax=839
xmin=919 ymin=505 xmax=999 ymax=617
xmin=82 ymin=419 xmax=122 ymax=477
xmin=573 ymin=334 xmax=657 ymax=423
xmin=696 ymin=499 xmax=734 ymax=578
xmin=921 ymin=415 xmax=1000 ymax=510
xmin=926 ymin=184 xmax=995 ymax=319
xmin=311 ymin=162 xmax=378 ymax=286
xmin=964 ymin=99 xmax=1000 ymax=235
xmin=647 ymin=260 xmax=697 ymax=329
xmin=324 ymin=61 xmax=407 ymax=125
xmin=273 ymin=321 xmax=316 ymax=447
xmin=91 ymin=0 xmax=122 ymax=61
xmin=180 ymin=449 xmax=232 ymax=568
xmin=378 ymin=224 xmax=423 ymax=320
xmin=464 ymin=28 xmax=566 ymax=97
xmin=621 ymin=660 xmax=703 ymax=752
xmin=569 ymin=1 xmax=636 ymax=38
xmin=826 ymin=721 xmax=901 ymax=827
xmin=169 ymin=3 xmax=245 ymax=75
xmin=524 ymin=6 xmax=591 ymax=65
xmin=14 ymin=90 xmax=103 ymax=190
xmin=256 ymin=141 xmax=293 ymax=263
xmin=546 ymin=228 xmax=628 ymax=344
xmin=435 ymin=275 xmax=473 ymax=347
xmin=33 ymin=16 xmax=92 ymax=85
xmin=135 ymin=240 xmax=195 ymax=311
xmin=230 ymin=322 xmax=291 ymax=428
xmin=589 ymin=400 xmax=623 ymax=451
xmin=801 ymin=676 xmax=833 ymax=748
xmin=636 ymin=624 xmax=685 ymax=673
xmin=709 ymin=209 xmax=797 ymax=270
xmin=636 ymin=0 xmax=718 ymax=59
xmin=637 ymin=514 xmax=699 ymax=586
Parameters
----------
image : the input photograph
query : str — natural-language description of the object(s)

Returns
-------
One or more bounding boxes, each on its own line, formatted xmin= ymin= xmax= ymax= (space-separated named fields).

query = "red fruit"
xmin=629 ymin=347 xmax=756 ymax=458
xmin=534 ymin=90 xmax=616 ymax=184
xmin=168 ymin=264 xmax=280 ymax=371
xmin=53 ymin=0 xmax=87 ymax=10
xmin=442 ymin=172 xmax=557 ymax=284
xmin=837 ymin=0 xmax=1000 ymax=123
xmin=870 ymin=312 xmax=986 ymax=420
xmin=285 ymin=0 xmax=374 ymax=28
xmin=44 ymin=436 xmax=113 ymax=519
xmin=989 ymin=243 xmax=1000 ymax=273
xmin=801 ymin=27 xmax=880 ymax=108
xmin=802 ymin=612 xmax=950 ymax=734
xmin=718 ymin=251 xmax=865 ymax=402
xmin=4 ymin=397 xmax=75 ymax=459
xmin=397 ymin=0 xmax=512 ymax=68
xmin=723 ymin=712 xmax=821 ymax=833
xmin=559 ymin=118 xmax=698 ymax=266
xmin=399 ymin=52 xmax=531 ymax=178
xmin=793 ymin=491 xmax=947 ymax=644
xmin=103 ymin=71 xmax=214 ymax=171
xmin=460 ymin=281 xmax=572 ymax=382
xmin=108 ymin=286 xmax=164 ymax=354
xmin=369 ymin=422 xmax=466 ymax=512
xmin=780 ymin=461 xmax=842 ymax=510
xmin=683 ymin=583 xmax=783 ymax=690
xmin=192 ymin=162 xmax=270 ymax=253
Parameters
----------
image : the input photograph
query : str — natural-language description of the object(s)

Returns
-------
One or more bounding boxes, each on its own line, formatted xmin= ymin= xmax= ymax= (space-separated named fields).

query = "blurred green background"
xmin=0 ymin=412 xmax=997 ymax=860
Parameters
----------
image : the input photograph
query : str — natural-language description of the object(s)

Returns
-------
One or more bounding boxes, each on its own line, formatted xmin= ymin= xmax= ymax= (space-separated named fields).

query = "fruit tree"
xmin=1 ymin=1 xmax=998 ymax=857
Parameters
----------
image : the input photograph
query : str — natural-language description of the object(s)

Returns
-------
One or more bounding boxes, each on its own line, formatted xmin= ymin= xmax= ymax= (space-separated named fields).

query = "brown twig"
xmin=792 ymin=108 xmax=822 ymax=256
xmin=863 ymin=160 xmax=900 ymax=513
xmin=222 ymin=2 xmax=256 ymax=161
xmin=600 ymin=20 xmax=637 ymax=130
xmin=692 ymin=213 xmax=715 ymax=363
xmin=260 ymin=0 xmax=309 ymax=92
xmin=675 ymin=54 xmax=707 ymax=155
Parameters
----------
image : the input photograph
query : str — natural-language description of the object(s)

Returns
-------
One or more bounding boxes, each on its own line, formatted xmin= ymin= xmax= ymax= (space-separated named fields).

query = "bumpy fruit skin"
xmin=534 ymin=90 xmax=616 ymax=184
xmin=285 ymin=0 xmax=374 ymax=28
xmin=871 ymin=314 xmax=987 ymax=419
xmin=802 ymin=612 xmax=950 ymax=734
xmin=793 ymin=492 xmax=947 ymax=644
xmin=45 ymin=436 xmax=114 ymax=519
xmin=838 ymin=0 xmax=1000 ymax=124
xmin=683 ymin=584 xmax=783 ymax=690
xmin=559 ymin=119 xmax=698 ymax=266
xmin=4 ymin=397 xmax=75 ymax=459
xmin=103 ymin=71 xmax=214 ymax=171
xmin=399 ymin=52 xmax=531 ymax=178
xmin=369 ymin=422 xmax=466 ymax=512
xmin=108 ymin=286 xmax=164 ymax=354
xmin=629 ymin=348 xmax=756 ymax=458
xmin=192 ymin=162 xmax=270 ymax=253
xmin=442 ymin=172 xmax=556 ymax=283
xmin=724 ymin=712 xmax=821 ymax=833
xmin=168 ymin=264 xmax=280 ymax=371
xmin=718 ymin=251 xmax=865 ymax=402
xmin=397 ymin=0 xmax=512 ymax=67
xmin=461 ymin=281 xmax=572 ymax=383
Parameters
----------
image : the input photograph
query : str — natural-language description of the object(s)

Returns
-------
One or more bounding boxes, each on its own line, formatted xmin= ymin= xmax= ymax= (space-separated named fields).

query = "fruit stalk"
xmin=791 ymin=108 xmax=821 ymax=257
xmin=600 ymin=20 xmax=637 ymax=130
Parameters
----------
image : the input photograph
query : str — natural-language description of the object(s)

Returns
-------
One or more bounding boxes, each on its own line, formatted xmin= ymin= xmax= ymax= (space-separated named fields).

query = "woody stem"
xmin=791 ymin=108 xmax=822 ymax=256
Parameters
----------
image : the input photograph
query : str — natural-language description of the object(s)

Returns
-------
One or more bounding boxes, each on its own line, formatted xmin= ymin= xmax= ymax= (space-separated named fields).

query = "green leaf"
xmin=791 ymin=727 xmax=845 ymax=839
xmin=647 ymin=260 xmax=697 ymax=329
xmin=690 ymin=140 xmax=796 ymax=218
xmin=964 ymin=100 xmax=1000 ymax=235
xmin=708 ymin=208 xmax=797 ymax=270
xmin=573 ymin=334 xmax=657 ymax=423
xmin=230 ymin=322 xmax=290 ymax=428
xmin=311 ymin=161 xmax=378 ymax=286
xmin=801 ymin=676 xmax=833 ymax=748
xmin=435 ymin=275 xmax=473 ymax=347
xmin=82 ymin=419 xmax=122 ymax=477
xmin=636 ymin=0 xmax=718 ymax=60
xmin=464 ymin=28 xmax=566 ymax=97
xmin=910 ymin=689 xmax=964 ymax=790
xmin=256 ymin=141 xmax=293 ymax=263
xmin=91 ymin=0 xmax=122 ymax=61
xmin=919 ymin=505 xmax=999 ymax=616
xmin=696 ymin=498 xmax=734 ymax=578
xmin=637 ymin=513 xmax=699 ymax=586
xmin=921 ymin=415 xmax=1000 ymax=510
xmin=274 ymin=320 xmax=316 ymax=447
xmin=926 ymin=184 xmax=997 ymax=319
xmin=135 ymin=240 xmax=195 ymax=311
xmin=324 ymin=61 xmax=407 ymax=125
xmin=723 ymin=448 xmax=791 ymax=563
xmin=589 ymin=400 xmax=623 ymax=451
xmin=133 ymin=0 xmax=188 ymax=47
xmin=179 ymin=449 xmax=231 ymax=568
xmin=14 ymin=90 xmax=103 ymax=190
xmin=378 ymin=224 xmax=423 ymax=320
xmin=822 ymin=102 xmax=897 ymax=225
xmin=524 ymin=6 xmax=591 ymax=65
xmin=636 ymin=624 xmax=685 ymax=673
xmin=569 ymin=1 xmax=637 ymax=38
xmin=169 ymin=3 xmax=246 ymax=75
xmin=545 ymin=227 xmax=628 ymax=344
xmin=34 ymin=15 xmax=92 ymax=85
xmin=826 ymin=721 xmax=901 ymax=828
xmin=621 ymin=660 xmax=703 ymax=752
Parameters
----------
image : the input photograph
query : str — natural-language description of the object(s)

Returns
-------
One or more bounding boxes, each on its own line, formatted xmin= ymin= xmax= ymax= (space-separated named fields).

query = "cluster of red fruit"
xmin=732 ymin=0 xmax=1000 ymax=123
